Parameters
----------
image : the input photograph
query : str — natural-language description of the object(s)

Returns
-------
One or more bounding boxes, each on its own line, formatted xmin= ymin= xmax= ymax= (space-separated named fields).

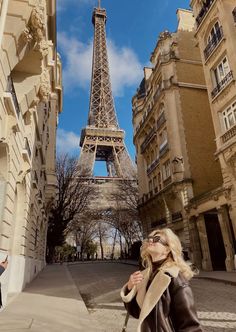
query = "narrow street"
xmin=68 ymin=262 xmax=236 ymax=332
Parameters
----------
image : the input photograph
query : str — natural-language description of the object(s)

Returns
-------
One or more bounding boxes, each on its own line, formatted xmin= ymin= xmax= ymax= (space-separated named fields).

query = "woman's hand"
xmin=127 ymin=271 xmax=143 ymax=290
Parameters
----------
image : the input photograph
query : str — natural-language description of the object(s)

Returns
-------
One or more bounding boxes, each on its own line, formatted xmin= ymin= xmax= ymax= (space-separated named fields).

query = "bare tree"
xmin=67 ymin=212 xmax=98 ymax=260
xmin=67 ymin=210 xmax=112 ymax=260
xmin=108 ymin=179 xmax=143 ymax=250
xmin=46 ymin=154 xmax=96 ymax=262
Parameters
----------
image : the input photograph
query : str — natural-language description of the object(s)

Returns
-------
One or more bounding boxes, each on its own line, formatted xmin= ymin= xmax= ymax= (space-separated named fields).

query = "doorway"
xmin=204 ymin=212 xmax=226 ymax=270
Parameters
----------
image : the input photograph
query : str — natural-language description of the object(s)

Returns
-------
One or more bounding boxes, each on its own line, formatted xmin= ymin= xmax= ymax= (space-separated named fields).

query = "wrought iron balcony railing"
xmin=221 ymin=124 xmax=236 ymax=144
xmin=211 ymin=70 xmax=233 ymax=98
xmin=7 ymin=76 xmax=20 ymax=117
xmin=140 ymin=128 xmax=156 ymax=154
xmin=204 ymin=26 xmax=223 ymax=60
xmin=196 ymin=0 xmax=215 ymax=27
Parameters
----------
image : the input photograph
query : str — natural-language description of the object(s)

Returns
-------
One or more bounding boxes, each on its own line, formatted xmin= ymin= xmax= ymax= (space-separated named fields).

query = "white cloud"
xmin=58 ymin=32 xmax=143 ymax=97
xmin=57 ymin=128 xmax=80 ymax=154
xmin=107 ymin=39 xmax=143 ymax=96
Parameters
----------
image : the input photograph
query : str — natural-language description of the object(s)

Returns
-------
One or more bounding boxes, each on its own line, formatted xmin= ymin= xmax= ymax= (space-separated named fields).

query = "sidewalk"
xmin=119 ymin=259 xmax=236 ymax=285
xmin=0 ymin=264 xmax=103 ymax=332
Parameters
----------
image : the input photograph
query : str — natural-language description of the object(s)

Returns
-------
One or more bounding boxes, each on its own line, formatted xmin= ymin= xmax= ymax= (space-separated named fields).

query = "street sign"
xmin=77 ymin=245 xmax=81 ymax=253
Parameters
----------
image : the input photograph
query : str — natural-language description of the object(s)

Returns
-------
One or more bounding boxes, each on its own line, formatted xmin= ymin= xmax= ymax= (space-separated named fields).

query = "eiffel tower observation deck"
xmin=78 ymin=1 xmax=136 ymax=188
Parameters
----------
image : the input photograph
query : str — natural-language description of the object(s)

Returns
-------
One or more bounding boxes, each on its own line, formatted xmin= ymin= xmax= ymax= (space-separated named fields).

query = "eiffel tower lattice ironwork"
xmin=78 ymin=2 xmax=135 ymax=179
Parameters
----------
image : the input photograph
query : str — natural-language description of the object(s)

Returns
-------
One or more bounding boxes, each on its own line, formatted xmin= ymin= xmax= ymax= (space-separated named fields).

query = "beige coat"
xmin=120 ymin=264 xmax=180 ymax=332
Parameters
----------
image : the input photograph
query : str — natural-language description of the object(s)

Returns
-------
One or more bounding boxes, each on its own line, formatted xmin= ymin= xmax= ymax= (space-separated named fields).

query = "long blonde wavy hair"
xmin=140 ymin=227 xmax=195 ymax=280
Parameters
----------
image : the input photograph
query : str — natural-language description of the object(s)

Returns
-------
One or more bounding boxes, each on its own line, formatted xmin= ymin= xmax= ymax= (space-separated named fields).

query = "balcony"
xmin=211 ymin=70 xmax=234 ymax=99
xmin=196 ymin=0 xmax=215 ymax=28
xmin=221 ymin=124 xmax=236 ymax=144
xmin=140 ymin=128 xmax=156 ymax=154
xmin=147 ymin=157 xmax=160 ymax=175
xmin=204 ymin=27 xmax=223 ymax=61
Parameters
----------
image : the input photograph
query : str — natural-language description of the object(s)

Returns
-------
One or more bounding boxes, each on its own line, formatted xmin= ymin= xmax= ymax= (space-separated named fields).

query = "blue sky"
xmin=56 ymin=0 xmax=191 ymax=174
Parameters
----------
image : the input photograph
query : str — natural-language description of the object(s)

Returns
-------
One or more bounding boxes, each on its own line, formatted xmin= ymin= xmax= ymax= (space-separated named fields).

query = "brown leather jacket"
xmin=121 ymin=266 xmax=203 ymax=332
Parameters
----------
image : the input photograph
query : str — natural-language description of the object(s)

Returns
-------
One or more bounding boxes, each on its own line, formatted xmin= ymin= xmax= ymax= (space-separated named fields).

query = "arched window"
xmin=204 ymin=21 xmax=223 ymax=60
xmin=207 ymin=21 xmax=221 ymax=44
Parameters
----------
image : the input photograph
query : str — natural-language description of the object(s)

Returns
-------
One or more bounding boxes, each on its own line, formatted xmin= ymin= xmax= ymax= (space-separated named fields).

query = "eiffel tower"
xmin=78 ymin=1 xmax=135 ymax=182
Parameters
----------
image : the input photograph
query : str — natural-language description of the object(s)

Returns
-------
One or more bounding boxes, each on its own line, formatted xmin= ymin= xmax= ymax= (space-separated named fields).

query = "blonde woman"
xmin=120 ymin=228 xmax=203 ymax=332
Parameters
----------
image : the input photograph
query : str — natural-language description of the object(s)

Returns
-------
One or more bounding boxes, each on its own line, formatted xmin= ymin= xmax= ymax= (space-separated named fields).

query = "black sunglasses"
xmin=147 ymin=235 xmax=168 ymax=247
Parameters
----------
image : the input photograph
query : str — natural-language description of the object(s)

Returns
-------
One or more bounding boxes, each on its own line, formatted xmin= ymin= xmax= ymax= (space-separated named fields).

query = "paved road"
xmin=68 ymin=262 xmax=236 ymax=332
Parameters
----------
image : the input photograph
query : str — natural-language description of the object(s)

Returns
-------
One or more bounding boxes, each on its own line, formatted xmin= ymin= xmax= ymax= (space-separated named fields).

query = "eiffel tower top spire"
xmin=88 ymin=2 xmax=119 ymax=129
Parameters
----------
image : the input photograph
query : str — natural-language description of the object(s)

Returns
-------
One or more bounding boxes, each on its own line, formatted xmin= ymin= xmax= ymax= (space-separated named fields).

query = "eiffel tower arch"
xmin=78 ymin=2 xmax=136 ymax=212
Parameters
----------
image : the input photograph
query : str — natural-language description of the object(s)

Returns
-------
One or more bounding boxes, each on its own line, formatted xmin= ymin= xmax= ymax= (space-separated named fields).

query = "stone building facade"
xmin=132 ymin=9 xmax=227 ymax=270
xmin=0 ymin=0 xmax=62 ymax=298
xmin=188 ymin=0 xmax=236 ymax=271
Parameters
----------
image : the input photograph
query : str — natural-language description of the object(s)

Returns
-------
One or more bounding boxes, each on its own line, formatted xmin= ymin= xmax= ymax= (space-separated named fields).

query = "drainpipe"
xmin=0 ymin=0 xmax=9 ymax=48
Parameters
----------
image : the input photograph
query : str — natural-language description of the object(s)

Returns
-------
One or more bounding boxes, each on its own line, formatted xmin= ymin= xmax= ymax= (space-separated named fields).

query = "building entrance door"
xmin=204 ymin=212 xmax=226 ymax=271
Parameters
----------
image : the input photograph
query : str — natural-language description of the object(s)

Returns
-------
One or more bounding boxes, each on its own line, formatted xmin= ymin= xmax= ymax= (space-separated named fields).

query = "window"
xmin=222 ymin=101 xmax=236 ymax=131
xmin=213 ymin=57 xmax=230 ymax=85
xmin=211 ymin=57 xmax=233 ymax=98
xmin=207 ymin=22 xmax=220 ymax=43
xmin=162 ymin=160 xmax=171 ymax=181
xmin=204 ymin=22 xmax=223 ymax=60
xmin=159 ymin=129 xmax=168 ymax=147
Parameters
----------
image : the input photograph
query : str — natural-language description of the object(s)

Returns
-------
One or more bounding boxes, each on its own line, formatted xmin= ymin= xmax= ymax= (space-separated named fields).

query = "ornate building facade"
xmin=0 ymin=0 xmax=62 ymax=299
xmin=132 ymin=9 xmax=229 ymax=270
xmin=188 ymin=0 xmax=236 ymax=271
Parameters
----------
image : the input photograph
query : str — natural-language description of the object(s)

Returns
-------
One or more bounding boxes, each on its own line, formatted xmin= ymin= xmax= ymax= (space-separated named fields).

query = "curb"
xmin=194 ymin=276 xmax=236 ymax=286
xmin=119 ymin=261 xmax=236 ymax=286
